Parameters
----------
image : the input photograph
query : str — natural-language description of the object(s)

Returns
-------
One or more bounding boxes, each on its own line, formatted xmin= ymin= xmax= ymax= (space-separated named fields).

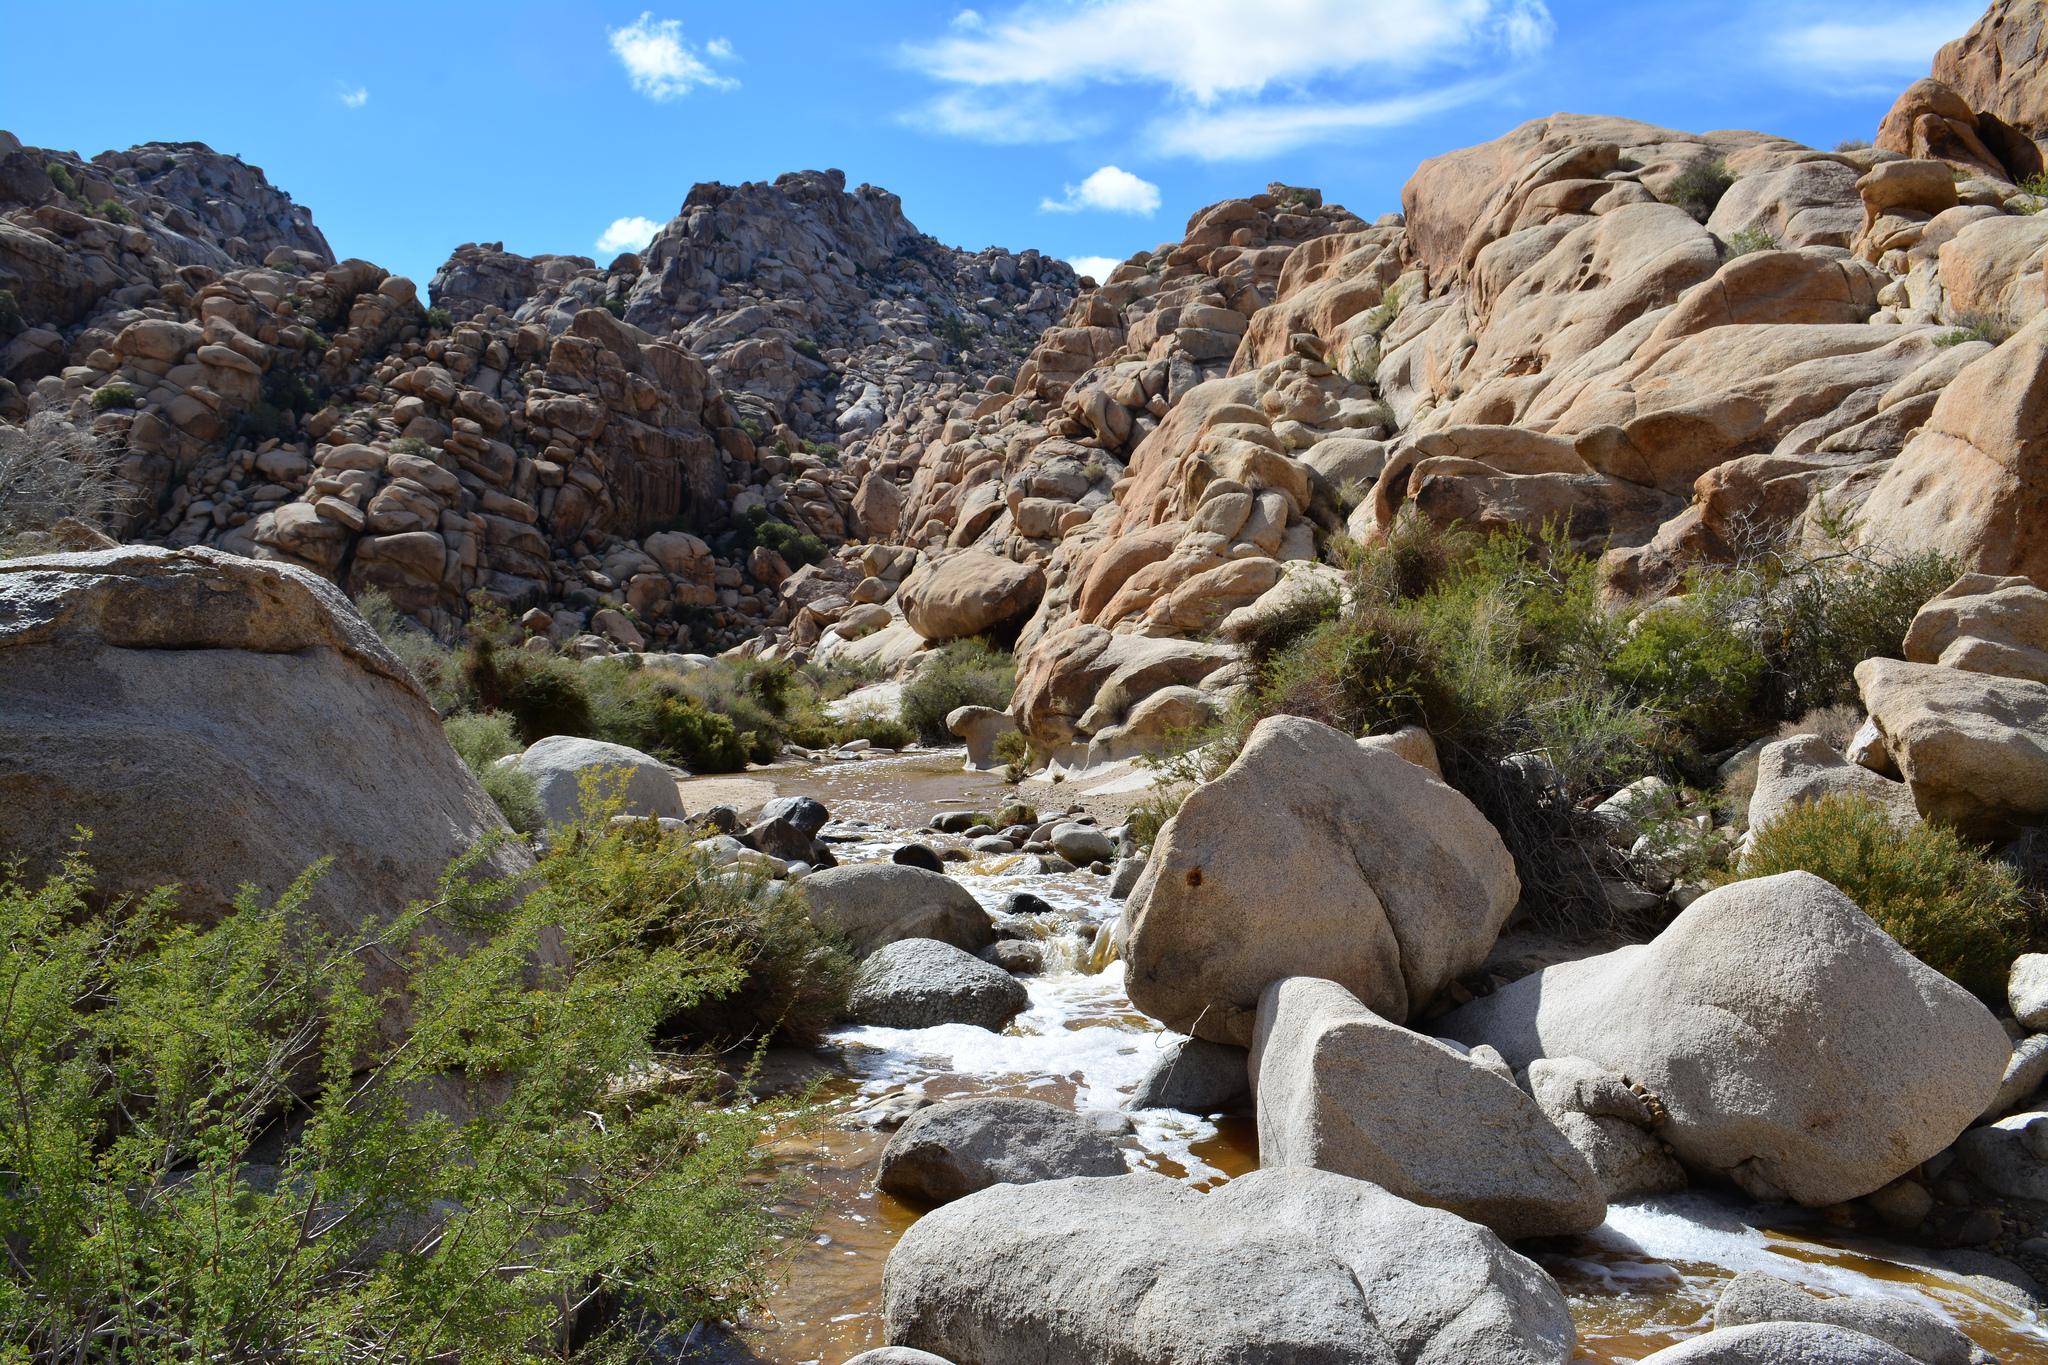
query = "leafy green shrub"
xmin=390 ymin=434 xmax=435 ymax=458
xmin=355 ymin=588 xmax=464 ymax=712
xmin=43 ymin=161 xmax=80 ymax=200
xmin=422 ymin=306 xmax=452 ymax=330
xmin=1666 ymin=158 xmax=1734 ymax=222
xmin=602 ymin=297 xmax=625 ymax=318
xmin=899 ymin=638 xmax=1017 ymax=744
xmin=793 ymin=336 xmax=822 ymax=361
xmin=1936 ymin=310 xmax=2015 ymax=346
xmin=718 ymin=505 xmax=826 ymax=568
xmin=0 ymin=289 xmax=20 ymax=337
xmin=96 ymin=198 xmax=133 ymax=225
xmin=938 ymin=314 xmax=979 ymax=350
xmin=1605 ymin=582 xmax=1767 ymax=751
xmin=88 ymin=383 xmax=137 ymax=413
xmin=1722 ymin=225 xmax=1776 ymax=258
xmin=443 ymin=711 xmax=544 ymax=831
xmin=1727 ymin=793 xmax=2028 ymax=999
xmin=0 ymin=830 xmax=831 ymax=1359
xmin=1753 ymin=544 xmax=1954 ymax=717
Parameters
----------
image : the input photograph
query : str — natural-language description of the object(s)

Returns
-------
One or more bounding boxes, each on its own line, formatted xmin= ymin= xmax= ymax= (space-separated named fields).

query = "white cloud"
xmin=339 ymin=85 xmax=369 ymax=109
xmin=905 ymin=0 xmax=1551 ymax=103
xmin=1041 ymin=165 xmax=1161 ymax=214
xmin=912 ymin=89 xmax=1109 ymax=143
xmin=1769 ymin=6 xmax=1978 ymax=74
xmin=1066 ymin=255 xmax=1125 ymax=281
xmin=1151 ymin=82 xmax=1500 ymax=159
xmin=609 ymin=13 xmax=739 ymax=101
xmin=596 ymin=216 xmax=662 ymax=254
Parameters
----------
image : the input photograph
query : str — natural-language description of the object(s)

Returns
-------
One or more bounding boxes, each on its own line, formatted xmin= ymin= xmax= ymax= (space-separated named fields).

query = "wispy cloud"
xmin=902 ymin=0 xmax=1551 ymax=155
xmin=596 ymin=216 xmax=662 ymax=254
xmin=1151 ymin=82 xmax=1501 ymax=160
xmin=906 ymin=0 xmax=1551 ymax=102
xmin=1041 ymin=165 xmax=1161 ymax=214
xmin=609 ymin=13 xmax=739 ymax=101
xmin=1768 ymin=4 xmax=1978 ymax=76
xmin=338 ymin=85 xmax=369 ymax=109
xmin=1066 ymin=254 xmax=1125 ymax=282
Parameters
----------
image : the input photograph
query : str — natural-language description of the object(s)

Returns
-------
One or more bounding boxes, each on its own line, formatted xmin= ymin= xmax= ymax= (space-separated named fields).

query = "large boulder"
xmin=897 ymin=551 xmax=1044 ymax=642
xmin=881 ymin=1170 xmax=1575 ymax=1365
xmin=1525 ymin=1057 xmax=1688 ymax=1201
xmin=1713 ymin=1270 xmax=1974 ymax=1365
xmin=1207 ymin=1167 xmax=1577 ymax=1365
xmin=1126 ymin=1036 xmax=1251 ymax=1114
xmin=1854 ymin=656 xmax=2048 ymax=842
xmin=0 ymin=547 xmax=536 ymax=1040
xmin=1120 ymin=715 xmax=1519 ymax=1045
xmin=1855 ymin=310 xmax=2048 ymax=588
xmin=1903 ymin=572 xmax=2048 ymax=685
xmin=1250 ymin=976 xmax=1606 ymax=1239
xmin=1439 ymin=872 xmax=2010 ymax=1205
xmin=847 ymin=937 xmax=1028 ymax=1031
xmin=875 ymin=1097 xmax=1126 ymax=1203
xmin=512 ymin=735 xmax=685 ymax=829
xmin=800 ymin=864 xmax=993 ymax=958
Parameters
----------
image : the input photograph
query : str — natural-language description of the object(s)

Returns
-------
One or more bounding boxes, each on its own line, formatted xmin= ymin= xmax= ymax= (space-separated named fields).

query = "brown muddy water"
xmin=682 ymin=751 xmax=2048 ymax=1365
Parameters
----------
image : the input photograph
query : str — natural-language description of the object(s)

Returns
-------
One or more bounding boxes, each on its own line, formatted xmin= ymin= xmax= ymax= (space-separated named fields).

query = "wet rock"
xmin=514 ymin=734 xmax=685 ymax=829
xmin=847 ymin=938 xmax=1028 ymax=1031
xmin=1441 ymin=873 xmax=2009 ymax=1206
xmin=698 ymin=804 xmax=740 ymax=834
xmin=760 ymin=795 xmax=830 ymax=837
xmin=1635 ymin=1321 xmax=1919 ymax=1364
xmin=1049 ymin=822 xmax=1115 ymax=864
xmin=743 ymin=815 xmax=816 ymax=863
xmin=1121 ymin=714 xmax=1519 ymax=1045
xmin=1713 ymin=1271 xmax=1972 ymax=1365
xmin=876 ymin=1097 xmax=1126 ymax=1204
xmin=1126 ymin=1037 xmax=1250 ymax=1114
xmin=891 ymin=843 xmax=946 ymax=873
xmin=979 ymin=939 xmax=1043 ymax=974
xmin=1109 ymin=855 xmax=1147 ymax=899
xmin=1252 ymin=975 xmax=1604 ymax=1239
xmin=999 ymin=890 xmax=1056 ymax=917
xmin=800 ymin=865 xmax=992 ymax=957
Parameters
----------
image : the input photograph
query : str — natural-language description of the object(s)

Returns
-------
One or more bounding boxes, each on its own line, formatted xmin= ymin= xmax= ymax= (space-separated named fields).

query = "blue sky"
xmin=0 ymin=1 xmax=1986 ymax=289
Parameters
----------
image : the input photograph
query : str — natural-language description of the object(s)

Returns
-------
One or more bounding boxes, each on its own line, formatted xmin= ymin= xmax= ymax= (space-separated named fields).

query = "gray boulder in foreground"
xmin=1252 ymin=975 xmax=1605 ymax=1239
xmin=876 ymin=1096 xmax=1127 ymax=1204
xmin=842 ymin=1351 xmax=955 ymax=1365
xmin=848 ymin=938 xmax=1027 ymax=1031
xmin=800 ymin=863 xmax=993 ymax=957
xmin=882 ymin=1168 xmax=1575 ymax=1365
xmin=1713 ymin=1271 xmax=1972 ymax=1365
xmin=1439 ymin=872 xmax=2009 ymax=1206
xmin=0 ymin=547 xmax=538 ymax=1044
xmin=1634 ymin=1321 xmax=1918 ymax=1364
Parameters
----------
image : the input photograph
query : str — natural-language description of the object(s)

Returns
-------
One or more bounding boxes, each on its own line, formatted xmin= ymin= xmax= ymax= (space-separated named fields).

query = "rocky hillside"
xmin=0 ymin=144 xmax=1076 ymax=653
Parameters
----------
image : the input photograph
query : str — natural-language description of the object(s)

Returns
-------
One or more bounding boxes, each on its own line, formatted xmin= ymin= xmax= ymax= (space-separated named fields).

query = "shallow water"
xmin=691 ymin=755 xmax=2048 ymax=1365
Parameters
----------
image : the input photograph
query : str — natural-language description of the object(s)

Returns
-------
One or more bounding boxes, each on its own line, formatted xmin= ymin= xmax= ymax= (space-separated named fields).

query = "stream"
xmin=679 ymin=752 xmax=2048 ymax=1365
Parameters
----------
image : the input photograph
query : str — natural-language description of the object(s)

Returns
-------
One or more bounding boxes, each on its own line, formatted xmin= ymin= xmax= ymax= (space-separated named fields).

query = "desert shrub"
xmin=0 ymin=412 xmax=121 ymax=542
xmin=95 ymin=198 xmax=133 ymax=225
xmin=585 ymin=660 xmax=754 ymax=772
xmin=422 ymin=306 xmax=452 ymax=330
xmin=899 ymin=638 xmax=1018 ymax=744
xmin=88 ymin=382 xmax=137 ymax=412
xmin=602 ymin=297 xmax=625 ymax=318
xmin=1776 ymin=702 xmax=1863 ymax=751
xmin=838 ymin=713 xmax=915 ymax=749
xmin=42 ymin=161 xmax=80 ymax=200
xmin=1666 ymin=158 xmax=1734 ymax=222
xmin=1753 ymin=544 xmax=1954 ymax=717
xmin=1936 ymin=310 xmax=2015 ymax=346
xmin=718 ymin=505 xmax=827 ymax=569
xmin=443 ymin=711 xmax=544 ymax=832
xmin=1834 ymin=137 xmax=1873 ymax=152
xmin=0 ymin=830 xmax=832 ymax=1360
xmin=356 ymin=588 xmax=465 ymax=713
xmin=1605 ymin=578 xmax=1767 ymax=752
xmin=1722 ymin=225 xmax=1776 ymax=258
xmin=938 ymin=314 xmax=979 ymax=350
xmin=1727 ymin=793 xmax=2027 ymax=1000
xmin=793 ymin=336 xmax=822 ymax=361
xmin=0 ymin=289 xmax=19 ymax=336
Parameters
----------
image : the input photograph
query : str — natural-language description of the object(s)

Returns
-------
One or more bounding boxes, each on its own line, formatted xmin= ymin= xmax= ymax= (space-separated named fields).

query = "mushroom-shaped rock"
xmin=946 ymin=705 xmax=1016 ymax=771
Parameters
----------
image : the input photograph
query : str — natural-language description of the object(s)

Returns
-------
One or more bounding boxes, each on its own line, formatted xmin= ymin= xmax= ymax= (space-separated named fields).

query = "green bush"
xmin=88 ymin=383 xmax=138 ymax=413
xmin=899 ymin=638 xmax=1018 ymax=744
xmin=1605 ymin=582 xmax=1767 ymax=752
xmin=1936 ymin=311 xmax=2015 ymax=346
xmin=1727 ymin=793 xmax=2027 ymax=1000
xmin=1753 ymin=544 xmax=1954 ymax=717
xmin=357 ymin=588 xmax=465 ymax=713
xmin=443 ymin=711 xmax=544 ymax=832
xmin=0 ymin=829 xmax=836 ymax=1359
xmin=1722 ymin=225 xmax=1776 ymax=258
xmin=793 ymin=336 xmax=822 ymax=361
xmin=602 ymin=298 xmax=625 ymax=318
xmin=43 ymin=162 xmax=80 ymax=200
xmin=422 ymin=306 xmax=452 ymax=330
xmin=938 ymin=314 xmax=979 ymax=350
xmin=0 ymin=289 xmax=20 ymax=337
xmin=1666 ymin=158 xmax=1734 ymax=222
xmin=718 ymin=505 xmax=826 ymax=569
xmin=96 ymin=198 xmax=133 ymax=225
xmin=1834 ymin=138 xmax=1873 ymax=152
